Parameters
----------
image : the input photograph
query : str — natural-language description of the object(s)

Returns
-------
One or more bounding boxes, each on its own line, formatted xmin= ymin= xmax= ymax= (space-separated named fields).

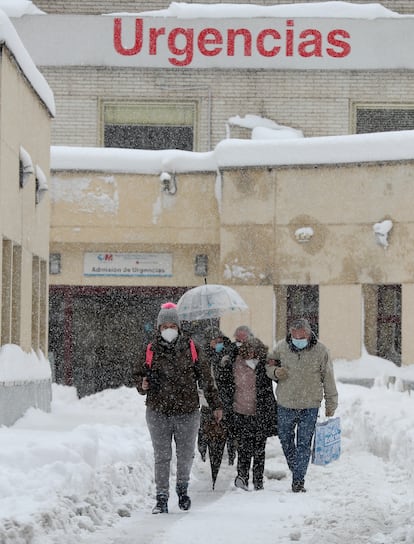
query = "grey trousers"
xmin=146 ymin=407 xmax=200 ymax=497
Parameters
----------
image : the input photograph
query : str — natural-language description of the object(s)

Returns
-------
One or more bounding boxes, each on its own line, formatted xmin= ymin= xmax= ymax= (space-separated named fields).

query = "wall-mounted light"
xmin=160 ymin=171 xmax=177 ymax=195
xmin=295 ymin=226 xmax=314 ymax=243
xmin=194 ymin=254 xmax=208 ymax=276
xmin=49 ymin=253 xmax=61 ymax=275
xmin=373 ymin=219 xmax=393 ymax=248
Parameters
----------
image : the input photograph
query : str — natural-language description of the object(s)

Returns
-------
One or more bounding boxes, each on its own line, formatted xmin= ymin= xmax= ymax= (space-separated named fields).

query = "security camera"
xmin=159 ymin=172 xmax=177 ymax=195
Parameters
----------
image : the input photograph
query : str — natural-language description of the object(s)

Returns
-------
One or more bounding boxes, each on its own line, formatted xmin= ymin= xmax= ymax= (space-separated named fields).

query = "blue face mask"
xmin=215 ymin=342 xmax=224 ymax=353
xmin=292 ymin=338 xmax=308 ymax=350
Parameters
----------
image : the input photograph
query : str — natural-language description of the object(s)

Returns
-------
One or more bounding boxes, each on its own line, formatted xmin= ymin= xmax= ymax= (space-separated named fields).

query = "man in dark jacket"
xmin=134 ymin=303 xmax=222 ymax=514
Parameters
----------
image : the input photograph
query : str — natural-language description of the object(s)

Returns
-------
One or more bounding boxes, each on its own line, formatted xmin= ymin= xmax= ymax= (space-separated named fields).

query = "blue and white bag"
xmin=312 ymin=417 xmax=341 ymax=466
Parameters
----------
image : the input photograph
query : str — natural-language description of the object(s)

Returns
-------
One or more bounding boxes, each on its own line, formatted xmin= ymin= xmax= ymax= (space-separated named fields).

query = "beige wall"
xmin=220 ymin=285 xmax=275 ymax=350
xmin=50 ymin=171 xmax=220 ymax=286
xmin=50 ymin=157 xmax=414 ymax=363
xmin=319 ymin=284 xmax=362 ymax=360
xmin=221 ymin=162 xmax=414 ymax=287
xmin=0 ymin=46 xmax=51 ymax=352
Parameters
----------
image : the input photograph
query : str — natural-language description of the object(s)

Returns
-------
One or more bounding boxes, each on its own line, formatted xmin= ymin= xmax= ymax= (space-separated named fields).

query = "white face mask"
xmin=161 ymin=328 xmax=178 ymax=343
xmin=245 ymin=358 xmax=259 ymax=370
xmin=235 ymin=341 xmax=243 ymax=347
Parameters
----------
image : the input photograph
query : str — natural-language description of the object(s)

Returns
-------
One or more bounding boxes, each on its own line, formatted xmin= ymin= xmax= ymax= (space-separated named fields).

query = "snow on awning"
xmin=19 ymin=145 xmax=34 ymax=187
xmin=35 ymin=164 xmax=48 ymax=203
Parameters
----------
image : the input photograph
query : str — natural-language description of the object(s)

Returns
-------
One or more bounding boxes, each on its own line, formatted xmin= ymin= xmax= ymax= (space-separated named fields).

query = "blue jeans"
xmin=277 ymin=405 xmax=319 ymax=483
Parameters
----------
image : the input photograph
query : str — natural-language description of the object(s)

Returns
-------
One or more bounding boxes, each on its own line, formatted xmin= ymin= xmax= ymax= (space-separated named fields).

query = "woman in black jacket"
xmin=229 ymin=337 xmax=278 ymax=491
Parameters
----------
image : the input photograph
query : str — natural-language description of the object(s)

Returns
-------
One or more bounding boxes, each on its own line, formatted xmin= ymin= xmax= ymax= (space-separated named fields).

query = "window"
xmin=377 ymin=285 xmax=401 ymax=366
xmin=353 ymin=104 xmax=414 ymax=134
xmin=102 ymin=101 xmax=196 ymax=151
xmin=286 ymin=285 xmax=319 ymax=337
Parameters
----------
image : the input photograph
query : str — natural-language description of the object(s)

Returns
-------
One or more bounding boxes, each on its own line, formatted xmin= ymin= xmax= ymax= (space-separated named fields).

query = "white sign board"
xmin=83 ymin=252 xmax=173 ymax=277
xmin=13 ymin=15 xmax=414 ymax=70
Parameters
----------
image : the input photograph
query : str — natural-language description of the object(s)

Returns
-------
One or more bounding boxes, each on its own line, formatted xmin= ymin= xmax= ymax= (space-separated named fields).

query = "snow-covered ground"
xmin=1 ymin=351 xmax=414 ymax=544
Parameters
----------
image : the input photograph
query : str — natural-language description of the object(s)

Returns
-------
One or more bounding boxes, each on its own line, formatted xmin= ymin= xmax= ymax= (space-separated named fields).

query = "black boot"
xmin=152 ymin=493 xmax=168 ymax=514
xmin=253 ymin=479 xmax=264 ymax=491
xmin=292 ymin=480 xmax=306 ymax=493
xmin=234 ymin=475 xmax=249 ymax=491
xmin=176 ymin=483 xmax=191 ymax=511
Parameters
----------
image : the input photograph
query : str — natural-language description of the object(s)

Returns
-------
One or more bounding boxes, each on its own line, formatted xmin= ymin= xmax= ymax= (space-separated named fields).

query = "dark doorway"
xmin=286 ymin=285 xmax=319 ymax=337
xmin=49 ymin=286 xmax=188 ymax=397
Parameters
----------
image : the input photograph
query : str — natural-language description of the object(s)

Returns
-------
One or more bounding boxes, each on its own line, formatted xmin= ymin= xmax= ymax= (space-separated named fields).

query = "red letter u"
xmin=113 ymin=18 xmax=143 ymax=56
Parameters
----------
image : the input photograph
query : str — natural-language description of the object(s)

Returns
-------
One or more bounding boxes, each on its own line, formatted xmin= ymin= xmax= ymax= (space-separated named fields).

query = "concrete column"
xmin=319 ymin=284 xmax=362 ymax=360
xmin=401 ymin=284 xmax=414 ymax=366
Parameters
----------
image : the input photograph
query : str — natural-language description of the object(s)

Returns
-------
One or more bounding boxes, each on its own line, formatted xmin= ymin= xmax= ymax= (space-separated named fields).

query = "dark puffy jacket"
xmin=134 ymin=332 xmax=222 ymax=416
xmin=202 ymin=335 xmax=234 ymax=416
xmin=221 ymin=338 xmax=278 ymax=438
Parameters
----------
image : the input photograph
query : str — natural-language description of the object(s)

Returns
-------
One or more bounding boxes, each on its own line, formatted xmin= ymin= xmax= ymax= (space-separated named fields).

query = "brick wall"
xmin=42 ymin=66 xmax=414 ymax=151
xmin=33 ymin=1 xmax=414 ymax=15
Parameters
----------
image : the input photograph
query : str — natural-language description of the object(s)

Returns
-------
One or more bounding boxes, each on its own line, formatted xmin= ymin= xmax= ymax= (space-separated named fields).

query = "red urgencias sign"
xmin=113 ymin=18 xmax=351 ymax=67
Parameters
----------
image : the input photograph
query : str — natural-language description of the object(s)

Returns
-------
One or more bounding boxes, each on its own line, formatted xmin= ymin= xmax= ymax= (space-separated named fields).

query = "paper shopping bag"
xmin=312 ymin=417 xmax=341 ymax=466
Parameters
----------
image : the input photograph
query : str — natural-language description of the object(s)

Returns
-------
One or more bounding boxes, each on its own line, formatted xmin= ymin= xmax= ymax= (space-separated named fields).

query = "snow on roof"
xmin=50 ymin=146 xmax=217 ymax=174
xmin=112 ymin=1 xmax=403 ymax=19
xmin=0 ymin=0 xmax=44 ymax=17
xmin=51 ymin=130 xmax=414 ymax=174
xmin=215 ymin=130 xmax=414 ymax=168
xmin=0 ymin=8 xmax=54 ymax=116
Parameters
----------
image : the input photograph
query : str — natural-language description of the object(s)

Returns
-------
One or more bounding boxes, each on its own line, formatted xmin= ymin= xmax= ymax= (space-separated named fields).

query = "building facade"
xmin=0 ymin=13 xmax=54 ymax=422
xmin=8 ymin=1 xmax=414 ymax=395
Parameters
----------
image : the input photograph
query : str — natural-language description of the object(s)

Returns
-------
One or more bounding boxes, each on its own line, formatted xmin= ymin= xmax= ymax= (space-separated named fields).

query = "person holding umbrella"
xmin=134 ymin=302 xmax=223 ymax=514
xmin=198 ymin=326 xmax=236 ymax=487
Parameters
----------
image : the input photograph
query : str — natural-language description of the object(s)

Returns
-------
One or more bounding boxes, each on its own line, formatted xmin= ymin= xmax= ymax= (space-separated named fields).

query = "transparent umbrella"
xmin=176 ymin=284 xmax=248 ymax=321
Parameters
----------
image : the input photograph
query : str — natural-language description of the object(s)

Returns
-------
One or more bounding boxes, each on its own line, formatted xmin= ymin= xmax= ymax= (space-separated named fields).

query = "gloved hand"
xmin=220 ymin=355 xmax=231 ymax=367
xmin=274 ymin=367 xmax=288 ymax=380
xmin=325 ymin=408 xmax=335 ymax=417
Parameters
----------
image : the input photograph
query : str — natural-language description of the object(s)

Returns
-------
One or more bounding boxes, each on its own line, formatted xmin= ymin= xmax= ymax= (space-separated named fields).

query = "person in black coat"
xmin=229 ymin=337 xmax=278 ymax=491
xmin=198 ymin=327 xmax=236 ymax=466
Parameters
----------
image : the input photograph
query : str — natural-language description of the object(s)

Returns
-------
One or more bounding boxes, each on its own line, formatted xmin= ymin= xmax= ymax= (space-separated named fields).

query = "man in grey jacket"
xmin=266 ymin=318 xmax=338 ymax=493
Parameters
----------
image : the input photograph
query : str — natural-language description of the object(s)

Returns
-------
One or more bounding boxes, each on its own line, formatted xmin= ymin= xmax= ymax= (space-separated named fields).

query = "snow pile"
xmin=0 ymin=353 xmax=414 ymax=543
xmin=0 ymin=0 xmax=44 ymax=17
xmin=226 ymin=114 xmax=304 ymax=140
xmin=0 ymin=8 xmax=55 ymax=115
xmin=0 ymin=344 xmax=51 ymax=382
xmin=51 ymin=129 xmax=414 ymax=176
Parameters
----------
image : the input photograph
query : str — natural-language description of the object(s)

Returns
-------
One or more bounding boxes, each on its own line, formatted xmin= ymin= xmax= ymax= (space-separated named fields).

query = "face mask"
xmin=215 ymin=342 xmax=224 ymax=353
xmin=235 ymin=341 xmax=243 ymax=347
xmin=292 ymin=338 xmax=308 ymax=350
xmin=245 ymin=358 xmax=259 ymax=370
xmin=161 ymin=328 xmax=178 ymax=343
